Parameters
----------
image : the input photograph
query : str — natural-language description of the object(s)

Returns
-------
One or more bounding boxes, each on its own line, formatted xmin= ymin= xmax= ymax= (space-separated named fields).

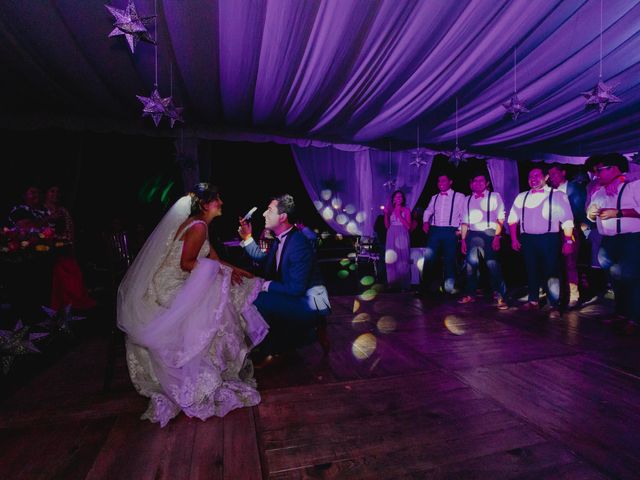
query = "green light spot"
xmin=337 ymin=269 xmax=349 ymax=279
xmin=360 ymin=275 xmax=375 ymax=286
xmin=339 ymin=258 xmax=350 ymax=267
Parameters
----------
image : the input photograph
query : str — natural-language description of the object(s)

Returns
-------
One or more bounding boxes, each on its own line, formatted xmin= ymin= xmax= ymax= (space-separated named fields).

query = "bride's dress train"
xmin=118 ymin=204 xmax=268 ymax=427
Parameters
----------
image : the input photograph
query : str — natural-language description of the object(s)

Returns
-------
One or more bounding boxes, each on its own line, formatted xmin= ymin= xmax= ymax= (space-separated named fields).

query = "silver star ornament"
xmin=105 ymin=0 xmax=156 ymax=53
xmin=137 ymin=88 xmax=172 ymax=127
xmin=41 ymin=305 xmax=85 ymax=337
xmin=409 ymin=150 xmax=428 ymax=168
xmin=0 ymin=321 xmax=48 ymax=374
xmin=448 ymin=146 xmax=467 ymax=167
xmin=581 ymin=79 xmax=622 ymax=113
xmin=165 ymin=98 xmax=185 ymax=128
xmin=383 ymin=179 xmax=396 ymax=191
xmin=502 ymin=93 xmax=529 ymax=120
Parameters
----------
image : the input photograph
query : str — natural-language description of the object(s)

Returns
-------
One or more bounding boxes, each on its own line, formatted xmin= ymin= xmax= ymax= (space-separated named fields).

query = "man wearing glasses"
xmin=587 ymin=153 xmax=640 ymax=333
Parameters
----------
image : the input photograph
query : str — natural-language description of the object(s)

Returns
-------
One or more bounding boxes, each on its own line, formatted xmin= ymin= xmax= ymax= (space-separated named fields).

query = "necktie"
xmin=474 ymin=193 xmax=484 ymax=199
xmin=267 ymin=236 xmax=280 ymax=277
xmin=440 ymin=192 xmax=448 ymax=196
xmin=531 ymin=189 xmax=544 ymax=194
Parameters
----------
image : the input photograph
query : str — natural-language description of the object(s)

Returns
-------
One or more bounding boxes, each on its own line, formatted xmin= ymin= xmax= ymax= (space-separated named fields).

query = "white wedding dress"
xmin=117 ymin=197 xmax=269 ymax=427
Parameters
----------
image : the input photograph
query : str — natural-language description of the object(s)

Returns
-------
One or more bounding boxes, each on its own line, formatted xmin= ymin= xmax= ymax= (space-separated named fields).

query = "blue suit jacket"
xmin=243 ymin=229 xmax=323 ymax=297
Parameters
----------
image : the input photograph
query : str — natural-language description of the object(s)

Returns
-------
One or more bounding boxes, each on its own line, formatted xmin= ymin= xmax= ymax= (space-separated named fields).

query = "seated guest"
xmin=8 ymin=184 xmax=49 ymax=229
xmin=508 ymin=166 xmax=574 ymax=319
xmin=586 ymin=153 xmax=640 ymax=331
xmin=422 ymin=171 xmax=464 ymax=294
xmin=548 ymin=164 xmax=587 ymax=308
xmin=239 ymin=194 xmax=330 ymax=358
xmin=459 ymin=172 xmax=508 ymax=310
xmin=44 ymin=185 xmax=96 ymax=311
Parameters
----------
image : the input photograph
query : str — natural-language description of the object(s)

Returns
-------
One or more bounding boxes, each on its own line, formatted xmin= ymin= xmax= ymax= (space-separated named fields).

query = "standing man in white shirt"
xmin=508 ymin=167 xmax=574 ymax=318
xmin=459 ymin=172 xmax=508 ymax=309
xmin=422 ymin=171 xmax=464 ymax=295
xmin=586 ymin=153 xmax=640 ymax=331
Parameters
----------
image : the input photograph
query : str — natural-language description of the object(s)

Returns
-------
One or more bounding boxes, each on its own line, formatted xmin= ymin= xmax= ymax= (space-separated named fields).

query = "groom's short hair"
xmin=274 ymin=194 xmax=297 ymax=223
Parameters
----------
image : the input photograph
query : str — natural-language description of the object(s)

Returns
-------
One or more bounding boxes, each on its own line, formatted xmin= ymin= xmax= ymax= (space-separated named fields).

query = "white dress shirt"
xmin=462 ymin=190 xmax=505 ymax=231
xmin=588 ymin=179 xmax=640 ymax=236
xmin=508 ymin=185 xmax=574 ymax=233
xmin=422 ymin=189 xmax=463 ymax=227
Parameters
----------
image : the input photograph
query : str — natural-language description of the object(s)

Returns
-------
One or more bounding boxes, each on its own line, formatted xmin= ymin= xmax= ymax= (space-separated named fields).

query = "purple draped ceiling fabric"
xmin=1 ymin=1 xmax=640 ymax=158
xmin=292 ymin=145 xmax=432 ymax=236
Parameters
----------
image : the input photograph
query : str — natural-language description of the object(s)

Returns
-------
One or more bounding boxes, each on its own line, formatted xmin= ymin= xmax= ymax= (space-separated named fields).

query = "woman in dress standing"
xmin=384 ymin=190 xmax=411 ymax=291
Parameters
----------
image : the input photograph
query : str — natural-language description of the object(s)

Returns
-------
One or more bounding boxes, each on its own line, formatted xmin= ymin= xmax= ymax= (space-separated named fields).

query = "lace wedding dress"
xmin=118 ymin=199 xmax=268 ymax=427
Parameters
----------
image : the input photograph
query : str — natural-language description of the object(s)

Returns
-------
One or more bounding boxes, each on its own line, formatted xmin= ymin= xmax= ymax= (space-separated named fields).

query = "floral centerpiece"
xmin=0 ymin=226 xmax=70 ymax=262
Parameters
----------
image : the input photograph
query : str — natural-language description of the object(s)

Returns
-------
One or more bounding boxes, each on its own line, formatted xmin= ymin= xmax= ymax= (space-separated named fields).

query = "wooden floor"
xmin=1 ymin=293 xmax=639 ymax=479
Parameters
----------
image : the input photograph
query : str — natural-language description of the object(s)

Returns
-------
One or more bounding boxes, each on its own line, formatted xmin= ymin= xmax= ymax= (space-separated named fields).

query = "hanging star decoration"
xmin=0 ymin=321 xmax=49 ymax=374
xmin=137 ymin=88 xmax=172 ymax=127
xmin=40 ymin=305 xmax=85 ymax=338
xmin=581 ymin=79 xmax=622 ymax=113
xmin=383 ymin=179 xmax=396 ymax=191
xmin=448 ymin=146 xmax=467 ymax=167
xmin=164 ymin=98 xmax=184 ymax=128
xmin=503 ymin=93 xmax=529 ymax=120
xmin=105 ymin=0 xmax=156 ymax=54
xmin=409 ymin=149 xmax=428 ymax=168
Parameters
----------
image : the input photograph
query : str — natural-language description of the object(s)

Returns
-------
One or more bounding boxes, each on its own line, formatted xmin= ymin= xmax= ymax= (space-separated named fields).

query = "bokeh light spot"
xmin=352 ymin=299 xmax=360 ymax=313
xmin=377 ymin=316 xmax=397 ymax=334
xmin=360 ymin=289 xmax=378 ymax=301
xmin=352 ymin=313 xmax=371 ymax=324
xmin=322 ymin=207 xmax=334 ymax=220
xmin=385 ymin=249 xmax=398 ymax=264
xmin=444 ymin=315 xmax=466 ymax=335
xmin=337 ymin=269 xmax=349 ymax=279
xmin=360 ymin=275 xmax=375 ymax=286
xmin=352 ymin=333 xmax=377 ymax=360
xmin=321 ymin=189 xmax=332 ymax=201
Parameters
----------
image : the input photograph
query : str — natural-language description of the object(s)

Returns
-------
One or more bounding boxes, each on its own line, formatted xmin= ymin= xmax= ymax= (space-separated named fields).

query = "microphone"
xmin=242 ymin=206 xmax=258 ymax=222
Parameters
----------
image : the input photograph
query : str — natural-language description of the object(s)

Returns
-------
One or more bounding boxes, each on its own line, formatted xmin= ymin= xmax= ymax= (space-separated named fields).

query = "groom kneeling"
xmin=239 ymin=194 xmax=330 ymax=358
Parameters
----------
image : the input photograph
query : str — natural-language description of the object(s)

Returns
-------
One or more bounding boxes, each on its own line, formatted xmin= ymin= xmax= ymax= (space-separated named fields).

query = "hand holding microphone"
xmin=242 ymin=206 xmax=257 ymax=222
xmin=238 ymin=206 xmax=257 ymax=241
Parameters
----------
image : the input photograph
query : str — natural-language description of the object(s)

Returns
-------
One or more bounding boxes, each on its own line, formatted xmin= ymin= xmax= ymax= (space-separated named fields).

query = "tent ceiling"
xmin=1 ymin=0 xmax=639 ymax=158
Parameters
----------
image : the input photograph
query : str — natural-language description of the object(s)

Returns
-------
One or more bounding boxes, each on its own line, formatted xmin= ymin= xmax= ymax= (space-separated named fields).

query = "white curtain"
xmin=487 ymin=157 xmax=519 ymax=214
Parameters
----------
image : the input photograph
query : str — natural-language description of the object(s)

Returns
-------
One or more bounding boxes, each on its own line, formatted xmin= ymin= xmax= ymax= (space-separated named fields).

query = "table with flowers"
xmin=0 ymin=226 xmax=72 ymax=315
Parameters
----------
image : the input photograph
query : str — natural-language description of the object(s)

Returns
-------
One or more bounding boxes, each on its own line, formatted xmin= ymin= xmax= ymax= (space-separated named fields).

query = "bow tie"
xmin=531 ymin=189 xmax=545 ymax=194
xmin=440 ymin=192 xmax=448 ymax=196
xmin=474 ymin=193 xmax=485 ymax=199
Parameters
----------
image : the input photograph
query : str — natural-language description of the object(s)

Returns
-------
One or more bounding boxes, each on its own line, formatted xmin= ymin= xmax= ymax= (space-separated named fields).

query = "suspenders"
xmin=616 ymin=182 xmax=629 ymax=234
xmin=431 ymin=192 xmax=457 ymax=226
xmin=466 ymin=191 xmax=493 ymax=229
xmin=521 ymin=189 xmax=554 ymax=233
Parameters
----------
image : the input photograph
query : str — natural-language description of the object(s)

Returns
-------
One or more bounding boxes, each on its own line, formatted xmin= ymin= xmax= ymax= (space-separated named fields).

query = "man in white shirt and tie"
xmin=459 ymin=172 xmax=508 ymax=309
xmin=508 ymin=167 xmax=574 ymax=318
xmin=586 ymin=153 xmax=640 ymax=331
xmin=422 ymin=171 xmax=464 ymax=295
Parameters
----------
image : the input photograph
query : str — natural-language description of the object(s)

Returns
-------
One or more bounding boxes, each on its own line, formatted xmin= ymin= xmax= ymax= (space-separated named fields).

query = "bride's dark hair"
xmin=189 ymin=183 xmax=219 ymax=216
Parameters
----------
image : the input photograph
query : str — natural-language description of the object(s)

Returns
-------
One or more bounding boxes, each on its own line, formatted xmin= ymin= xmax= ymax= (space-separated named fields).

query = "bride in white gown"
xmin=117 ymin=183 xmax=268 ymax=427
